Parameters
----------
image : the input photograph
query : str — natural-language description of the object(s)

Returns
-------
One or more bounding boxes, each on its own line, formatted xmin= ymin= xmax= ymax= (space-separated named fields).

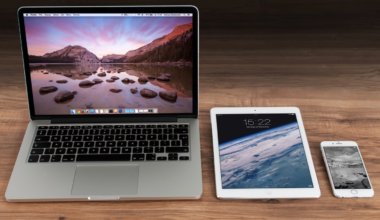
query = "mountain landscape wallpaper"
xmin=24 ymin=16 xmax=193 ymax=114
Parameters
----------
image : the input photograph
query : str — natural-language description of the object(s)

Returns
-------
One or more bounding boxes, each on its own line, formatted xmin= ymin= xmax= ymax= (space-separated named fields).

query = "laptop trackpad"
xmin=71 ymin=165 xmax=139 ymax=196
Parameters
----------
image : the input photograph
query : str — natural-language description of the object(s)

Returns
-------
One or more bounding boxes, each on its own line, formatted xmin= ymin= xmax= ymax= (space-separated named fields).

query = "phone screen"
xmin=323 ymin=146 xmax=371 ymax=189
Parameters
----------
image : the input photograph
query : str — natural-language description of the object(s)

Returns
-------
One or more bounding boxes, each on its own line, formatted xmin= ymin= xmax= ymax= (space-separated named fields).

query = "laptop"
xmin=6 ymin=6 xmax=202 ymax=201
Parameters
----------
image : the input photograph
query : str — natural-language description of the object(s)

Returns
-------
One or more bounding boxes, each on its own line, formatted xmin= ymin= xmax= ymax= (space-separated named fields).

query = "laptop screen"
xmin=22 ymin=12 xmax=194 ymax=116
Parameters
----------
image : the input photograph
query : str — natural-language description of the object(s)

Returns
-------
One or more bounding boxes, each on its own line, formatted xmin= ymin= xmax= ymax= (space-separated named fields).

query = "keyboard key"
xmin=132 ymin=154 xmax=144 ymax=161
xmin=144 ymin=147 xmax=154 ymax=153
xmin=100 ymin=148 xmax=109 ymax=154
xmin=128 ymin=141 xmax=137 ymax=147
xmin=96 ymin=142 xmax=106 ymax=147
xmin=63 ymin=142 xmax=73 ymax=147
xmin=36 ymin=130 xmax=47 ymax=136
xmin=78 ymin=148 xmax=88 ymax=154
xmin=146 ymin=154 xmax=156 ymax=161
xmin=39 ymin=155 xmax=50 ymax=162
xmin=171 ymin=140 xmax=181 ymax=147
xmin=105 ymin=135 xmax=114 ymax=141
xmin=166 ymin=147 xmax=189 ymax=153
xmin=117 ymin=141 xmax=127 ymax=147
xmin=62 ymin=136 xmax=71 ymax=141
xmin=106 ymin=141 xmax=116 ymax=147
xmin=56 ymin=148 xmax=66 ymax=154
xmin=67 ymin=148 xmax=77 ymax=154
xmin=58 ymin=130 xmax=68 ymax=135
xmin=136 ymin=135 xmax=145 ymax=140
xmin=179 ymin=156 xmax=190 ymax=160
xmin=73 ymin=136 xmax=82 ymax=141
xmin=51 ymin=155 xmax=61 ymax=162
xmin=62 ymin=155 xmax=75 ymax=162
xmin=49 ymin=126 xmax=59 ymax=129
xmin=94 ymin=135 xmax=103 ymax=141
xmin=51 ymin=136 xmax=61 ymax=141
xmin=47 ymin=130 xmax=57 ymax=135
xmin=147 ymin=134 xmax=157 ymax=140
xmin=85 ymin=142 xmax=95 ymax=147
xmin=83 ymin=136 xmax=93 ymax=141
xmin=149 ymin=141 xmax=159 ymax=146
xmin=38 ymin=126 xmax=48 ymax=129
xmin=155 ymin=147 xmax=165 ymax=153
xmin=138 ymin=141 xmax=148 ymax=147
xmin=31 ymin=149 xmax=43 ymax=155
xmin=168 ymin=153 xmax=178 ymax=160
xmin=133 ymin=148 xmax=143 ymax=153
xmin=33 ymin=142 xmax=51 ymax=148
xmin=52 ymin=142 xmax=62 ymax=148
xmin=34 ymin=136 xmax=49 ymax=142
xmin=74 ymin=142 xmax=84 ymax=148
xmin=121 ymin=148 xmax=131 ymax=154
xmin=28 ymin=155 xmax=39 ymax=162
xmin=115 ymin=135 xmax=124 ymax=140
xmin=179 ymin=134 xmax=189 ymax=140
xmin=160 ymin=140 xmax=170 ymax=146
xmin=89 ymin=148 xmax=99 ymax=154
xmin=44 ymin=148 xmax=55 ymax=154
xmin=126 ymin=135 xmax=135 ymax=140
xmin=77 ymin=154 xmax=131 ymax=161
xmin=111 ymin=148 xmax=121 ymax=154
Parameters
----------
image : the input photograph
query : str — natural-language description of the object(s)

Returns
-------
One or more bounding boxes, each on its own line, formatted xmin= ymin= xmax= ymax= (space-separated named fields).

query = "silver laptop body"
xmin=6 ymin=5 xmax=202 ymax=201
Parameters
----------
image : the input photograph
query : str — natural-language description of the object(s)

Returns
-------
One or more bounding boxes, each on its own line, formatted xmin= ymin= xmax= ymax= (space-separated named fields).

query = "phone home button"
xmin=351 ymin=189 xmax=358 ymax=194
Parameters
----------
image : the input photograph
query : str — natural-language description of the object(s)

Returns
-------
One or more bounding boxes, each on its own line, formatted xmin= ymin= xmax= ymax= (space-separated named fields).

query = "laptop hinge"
xmin=51 ymin=117 xmax=178 ymax=124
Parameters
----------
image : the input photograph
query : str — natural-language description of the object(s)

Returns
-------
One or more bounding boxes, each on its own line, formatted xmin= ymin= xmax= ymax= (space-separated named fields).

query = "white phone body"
xmin=321 ymin=141 xmax=374 ymax=198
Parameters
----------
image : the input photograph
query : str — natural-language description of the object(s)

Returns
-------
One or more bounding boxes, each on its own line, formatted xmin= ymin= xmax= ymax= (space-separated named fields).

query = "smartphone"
xmin=321 ymin=141 xmax=374 ymax=198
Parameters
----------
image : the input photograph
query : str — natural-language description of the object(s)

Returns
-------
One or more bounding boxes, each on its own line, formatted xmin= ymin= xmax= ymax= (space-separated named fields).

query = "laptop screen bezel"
xmin=18 ymin=6 xmax=199 ymax=120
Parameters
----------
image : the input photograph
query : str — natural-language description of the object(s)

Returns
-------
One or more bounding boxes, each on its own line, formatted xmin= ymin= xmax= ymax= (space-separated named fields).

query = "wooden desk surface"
xmin=0 ymin=0 xmax=379 ymax=219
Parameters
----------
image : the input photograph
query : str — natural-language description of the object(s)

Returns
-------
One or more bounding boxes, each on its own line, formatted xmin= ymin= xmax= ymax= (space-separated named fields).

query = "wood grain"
xmin=1 ymin=0 xmax=380 ymax=219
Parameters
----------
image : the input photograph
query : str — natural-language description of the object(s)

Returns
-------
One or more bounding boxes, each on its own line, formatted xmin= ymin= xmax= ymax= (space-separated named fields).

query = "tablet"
xmin=210 ymin=107 xmax=320 ymax=199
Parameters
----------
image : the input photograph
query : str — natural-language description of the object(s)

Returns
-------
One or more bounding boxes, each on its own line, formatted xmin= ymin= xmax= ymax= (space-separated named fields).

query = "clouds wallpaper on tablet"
xmin=216 ymin=114 xmax=313 ymax=189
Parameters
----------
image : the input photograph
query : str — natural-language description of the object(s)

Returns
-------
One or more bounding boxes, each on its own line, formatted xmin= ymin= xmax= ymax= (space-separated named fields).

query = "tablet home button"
xmin=351 ymin=189 xmax=358 ymax=194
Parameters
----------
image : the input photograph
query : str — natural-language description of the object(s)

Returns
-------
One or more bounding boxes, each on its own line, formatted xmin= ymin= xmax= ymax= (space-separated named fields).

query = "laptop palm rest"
xmin=71 ymin=165 xmax=139 ymax=196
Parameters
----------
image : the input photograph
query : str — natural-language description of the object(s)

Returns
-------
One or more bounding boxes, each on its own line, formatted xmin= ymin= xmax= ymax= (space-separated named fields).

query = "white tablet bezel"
xmin=210 ymin=107 xmax=320 ymax=199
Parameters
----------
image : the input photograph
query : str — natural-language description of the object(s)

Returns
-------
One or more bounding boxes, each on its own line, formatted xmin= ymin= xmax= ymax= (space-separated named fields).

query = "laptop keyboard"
xmin=28 ymin=123 xmax=190 ymax=163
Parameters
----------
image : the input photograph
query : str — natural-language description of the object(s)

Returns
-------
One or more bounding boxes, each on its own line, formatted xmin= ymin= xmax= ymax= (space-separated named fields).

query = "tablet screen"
xmin=216 ymin=113 xmax=313 ymax=189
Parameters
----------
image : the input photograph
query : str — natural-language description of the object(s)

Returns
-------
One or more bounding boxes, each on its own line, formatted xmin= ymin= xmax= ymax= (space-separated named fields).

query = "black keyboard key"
xmin=67 ymin=148 xmax=77 ymax=154
xmin=110 ymin=129 xmax=121 ymax=134
xmin=179 ymin=156 xmax=190 ymax=160
xmin=38 ymin=126 xmax=48 ymax=129
xmin=132 ymin=154 xmax=144 ymax=161
xmin=56 ymin=148 xmax=66 ymax=154
xmin=44 ymin=148 xmax=55 ymax=154
xmin=51 ymin=136 xmax=61 ymax=141
xmin=136 ymin=125 xmax=145 ymax=128
xmin=94 ymin=135 xmax=103 ymax=141
xmin=174 ymin=128 xmax=188 ymax=134
xmin=34 ymin=136 xmax=49 ymax=142
xmin=74 ymin=142 xmax=84 ymax=148
xmin=171 ymin=140 xmax=181 ymax=147
xmin=144 ymin=147 xmax=154 ymax=153
xmin=158 ymin=134 xmax=168 ymax=140
xmin=168 ymin=153 xmax=178 ymax=161
xmin=83 ymin=136 xmax=93 ymax=141
xmin=49 ymin=126 xmax=59 ymax=129
xmin=47 ymin=130 xmax=57 ymax=135
xmin=168 ymin=134 xmax=178 ymax=140
xmin=63 ymin=142 xmax=73 ymax=148
xmin=78 ymin=148 xmax=88 ymax=154
xmin=52 ymin=142 xmax=62 ymax=148
xmin=62 ymin=136 xmax=71 ymax=141
xmin=149 ymin=140 xmax=159 ymax=146
xmin=33 ymin=142 xmax=51 ymax=148
xmin=121 ymin=148 xmax=131 ymax=154
xmin=182 ymin=140 xmax=189 ymax=146
xmin=81 ymin=125 xmax=92 ymax=129
xmin=147 ymin=134 xmax=157 ymax=140
xmin=51 ymin=155 xmax=61 ymax=162
xmin=58 ymin=130 xmax=68 ymax=135
xmin=106 ymin=141 xmax=116 ymax=147
xmin=28 ymin=155 xmax=39 ymax=162
xmin=79 ymin=129 xmax=89 ymax=135
xmin=73 ymin=136 xmax=82 ymax=141
xmin=126 ymin=135 xmax=136 ymax=140
xmin=77 ymin=154 xmax=131 ymax=161
xmin=146 ymin=154 xmax=156 ymax=161
xmin=160 ymin=140 xmax=170 ymax=146
xmin=136 ymin=135 xmax=145 ymax=140
xmin=100 ymin=129 xmax=110 ymax=135
xmin=125 ymin=125 xmax=134 ymax=128
xmin=132 ymin=129 xmax=141 ymax=134
xmin=166 ymin=147 xmax=189 ymax=153
xmin=92 ymin=125 xmax=102 ymax=129
xmin=111 ymin=148 xmax=121 ymax=154
xmin=157 ymin=156 xmax=167 ymax=161
xmin=89 ymin=129 xmax=99 ymax=135
xmin=89 ymin=148 xmax=99 ymax=154
xmin=96 ymin=142 xmax=106 ymax=147
xmin=70 ymin=126 xmax=81 ymax=129
xmin=100 ymin=148 xmax=109 ymax=154
xmin=115 ymin=135 xmax=124 ymax=140
xmin=117 ymin=141 xmax=127 ymax=147
xmin=103 ymin=125 xmax=113 ymax=129
xmin=62 ymin=155 xmax=75 ymax=162
xmin=128 ymin=141 xmax=137 ymax=147
xmin=105 ymin=135 xmax=114 ymax=141
xmin=155 ymin=147 xmax=165 ymax=153
xmin=133 ymin=148 xmax=143 ymax=153
xmin=139 ymin=141 xmax=148 ymax=147
xmin=114 ymin=125 xmax=123 ymax=129
xmin=179 ymin=134 xmax=189 ymax=140
xmin=31 ymin=149 xmax=44 ymax=155
xmin=121 ymin=129 xmax=131 ymax=134
xmin=68 ymin=129 xmax=78 ymax=135
xmin=153 ymin=129 xmax=162 ymax=134
xmin=61 ymin=126 xmax=70 ymax=129
xmin=39 ymin=155 xmax=50 ymax=162
xmin=142 ymin=129 xmax=152 ymax=134
xmin=85 ymin=142 xmax=95 ymax=147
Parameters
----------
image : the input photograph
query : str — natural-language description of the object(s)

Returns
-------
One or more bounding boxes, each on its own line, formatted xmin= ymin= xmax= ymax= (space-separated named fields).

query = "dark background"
xmin=2 ymin=0 xmax=380 ymax=82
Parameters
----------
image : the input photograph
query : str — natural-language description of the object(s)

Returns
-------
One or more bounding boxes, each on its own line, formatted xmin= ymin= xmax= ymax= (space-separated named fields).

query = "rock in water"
xmin=140 ymin=88 xmax=157 ymax=98
xmin=63 ymin=73 xmax=72 ymax=77
xmin=79 ymin=80 xmax=95 ymax=87
xmin=159 ymin=91 xmax=177 ymax=102
xmin=97 ymin=72 xmax=106 ymax=77
xmin=110 ymin=88 xmax=122 ymax=93
xmin=111 ymin=76 xmax=120 ymax=80
xmin=157 ymin=75 xmax=170 ymax=82
xmin=138 ymin=76 xmax=148 ymax=84
xmin=106 ymin=79 xmax=115 ymax=83
xmin=39 ymin=86 xmax=58 ymax=94
xmin=93 ymin=78 xmax=103 ymax=84
xmin=54 ymin=90 xmax=75 ymax=103
xmin=130 ymin=87 xmax=138 ymax=94
xmin=56 ymin=80 xmax=68 ymax=84
xmin=122 ymin=78 xmax=135 ymax=84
